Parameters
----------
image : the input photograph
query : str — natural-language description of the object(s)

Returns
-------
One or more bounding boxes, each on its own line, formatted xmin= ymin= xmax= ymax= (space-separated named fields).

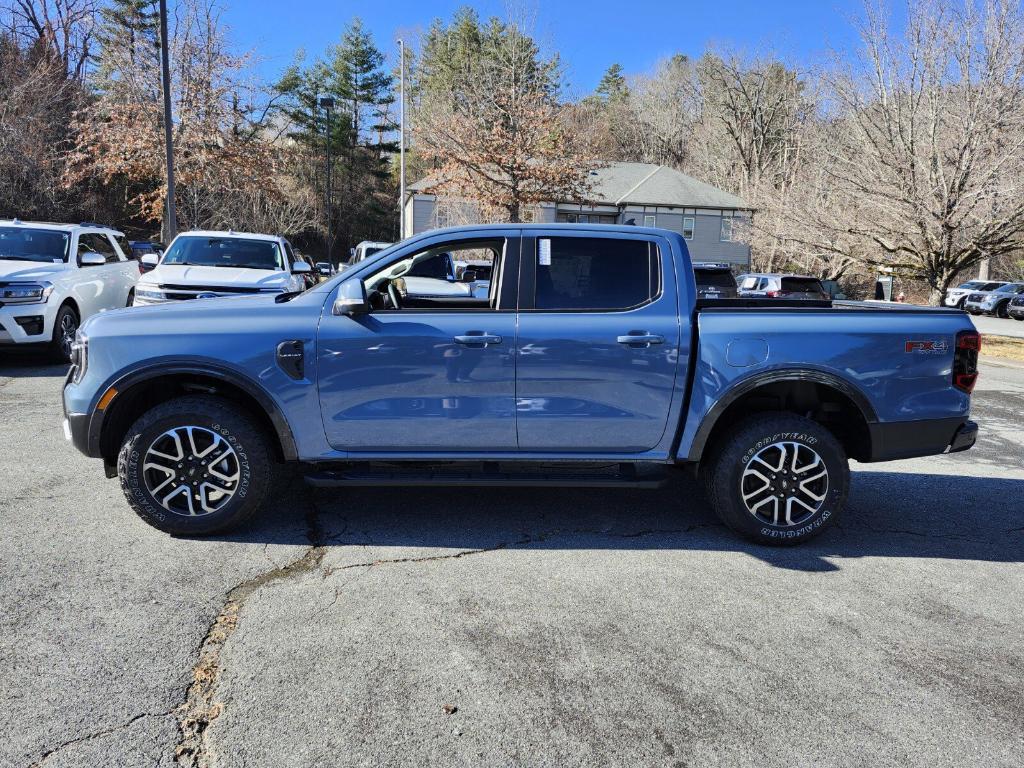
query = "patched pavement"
xmin=2 ymin=353 xmax=1022 ymax=767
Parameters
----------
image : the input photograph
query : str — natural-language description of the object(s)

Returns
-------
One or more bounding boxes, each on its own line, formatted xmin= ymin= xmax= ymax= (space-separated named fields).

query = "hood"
xmin=0 ymin=260 xmax=68 ymax=281
xmin=82 ymin=292 xmax=282 ymax=334
xmin=145 ymin=263 xmax=289 ymax=289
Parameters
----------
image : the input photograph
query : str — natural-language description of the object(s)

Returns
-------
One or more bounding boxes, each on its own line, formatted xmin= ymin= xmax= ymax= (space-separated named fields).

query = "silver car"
xmin=944 ymin=280 xmax=1007 ymax=309
xmin=737 ymin=273 xmax=829 ymax=300
xmin=963 ymin=282 xmax=1024 ymax=317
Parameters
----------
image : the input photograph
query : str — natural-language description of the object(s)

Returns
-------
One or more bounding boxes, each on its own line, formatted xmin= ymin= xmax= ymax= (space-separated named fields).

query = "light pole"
xmin=398 ymin=39 xmax=406 ymax=240
xmin=319 ymin=96 xmax=335 ymax=264
xmin=158 ymin=0 xmax=176 ymax=242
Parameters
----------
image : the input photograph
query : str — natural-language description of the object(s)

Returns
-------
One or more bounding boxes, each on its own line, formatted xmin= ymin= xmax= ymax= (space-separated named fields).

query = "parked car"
xmin=314 ymin=262 xmax=334 ymax=277
xmin=0 ymin=219 xmax=139 ymax=361
xmin=692 ymin=262 xmax=738 ymax=299
xmin=132 ymin=230 xmax=311 ymax=306
xmin=64 ymin=224 xmax=979 ymax=546
xmin=1009 ymin=295 xmax=1024 ymax=321
xmin=944 ymin=280 xmax=1007 ymax=309
xmin=963 ymin=282 xmax=1024 ymax=317
xmin=349 ymin=240 xmax=393 ymax=265
xmin=737 ymin=273 xmax=829 ymax=300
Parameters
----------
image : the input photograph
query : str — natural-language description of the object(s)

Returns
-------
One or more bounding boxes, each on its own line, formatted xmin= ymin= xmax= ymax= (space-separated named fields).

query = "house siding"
xmin=403 ymin=194 xmax=751 ymax=269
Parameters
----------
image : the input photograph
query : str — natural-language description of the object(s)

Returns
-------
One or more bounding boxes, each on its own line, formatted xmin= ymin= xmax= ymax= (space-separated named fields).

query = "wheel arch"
xmin=687 ymin=369 xmax=877 ymax=464
xmin=92 ymin=363 xmax=298 ymax=466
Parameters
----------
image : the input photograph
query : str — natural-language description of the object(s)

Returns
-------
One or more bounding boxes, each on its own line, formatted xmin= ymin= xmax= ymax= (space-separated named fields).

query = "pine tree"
xmin=595 ymin=63 xmax=627 ymax=103
xmin=93 ymin=0 xmax=161 ymax=101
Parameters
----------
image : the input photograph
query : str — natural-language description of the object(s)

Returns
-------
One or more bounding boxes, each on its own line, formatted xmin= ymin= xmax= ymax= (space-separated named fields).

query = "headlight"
xmin=71 ymin=329 xmax=88 ymax=383
xmin=0 ymin=281 xmax=54 ymax=304
xmin=135 ymin=286 xmax=165 ymax=301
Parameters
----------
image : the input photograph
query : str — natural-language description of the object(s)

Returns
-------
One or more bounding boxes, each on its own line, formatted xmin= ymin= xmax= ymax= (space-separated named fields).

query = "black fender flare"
xmin=685 ymin=368 xmax=878 ymax=462
xmin=88 ymin=359 xmax=299 ymax=461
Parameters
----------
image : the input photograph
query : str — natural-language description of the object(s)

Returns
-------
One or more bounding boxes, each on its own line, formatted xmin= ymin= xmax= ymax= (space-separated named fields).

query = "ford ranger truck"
xmin=62 ymin=225 xmax=980 ymax=545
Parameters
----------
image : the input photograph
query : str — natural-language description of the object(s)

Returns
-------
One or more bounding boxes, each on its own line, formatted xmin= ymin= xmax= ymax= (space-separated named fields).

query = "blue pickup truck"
xmin=62 ymin=225 xmax=980 ymax=544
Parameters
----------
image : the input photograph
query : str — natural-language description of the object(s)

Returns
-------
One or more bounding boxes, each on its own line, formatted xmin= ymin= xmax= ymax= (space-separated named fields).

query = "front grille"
xmin=966 ymin=293 xmax=985 ymax=302
xmin=1011 ymin=296 xmax=1024 ymax=307
xmin=156 ymin=283 xmax=265 ymax=300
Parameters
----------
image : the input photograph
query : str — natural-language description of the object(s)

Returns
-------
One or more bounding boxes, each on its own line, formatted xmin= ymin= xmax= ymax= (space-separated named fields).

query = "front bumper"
xmin=963 ymin=301 xmax=995 ymax=314
xmin=0 ymin=301 xmax=56 ymax=345
xmin=1008 ymin=304 xmax=1024 ymax=319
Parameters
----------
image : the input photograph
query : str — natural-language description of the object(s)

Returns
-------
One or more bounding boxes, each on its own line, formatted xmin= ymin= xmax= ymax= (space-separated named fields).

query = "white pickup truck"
xmin=0 ymin=220 xmax=139 ymax=361
xmin=132 ymin=230 xmax=311 ymax=306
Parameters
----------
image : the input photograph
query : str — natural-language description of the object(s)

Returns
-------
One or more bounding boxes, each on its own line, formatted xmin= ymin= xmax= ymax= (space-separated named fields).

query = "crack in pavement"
xmin=321 ymin=523 xmax=720 ymax=576
xmin=172 ymin=491 xmax=326 ymax=767
xmin=28 ymin=712 xmax=171 ymax=767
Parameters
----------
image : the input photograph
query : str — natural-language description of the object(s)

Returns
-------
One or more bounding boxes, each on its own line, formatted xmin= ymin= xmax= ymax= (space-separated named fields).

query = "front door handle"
xmin=454 ymin=332 xmax=502 ymax=347
xmin=617 ymin=332 xmax=665 ymax=348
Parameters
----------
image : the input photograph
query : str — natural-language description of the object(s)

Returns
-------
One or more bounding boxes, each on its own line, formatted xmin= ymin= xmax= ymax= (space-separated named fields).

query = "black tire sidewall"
xmin=118 ymin=397 xmax=270 ymax=535
xmin=50 ymin=304 xmax=78 ymax=363
xmin=706 ymin=414 xmax=848 ymax=545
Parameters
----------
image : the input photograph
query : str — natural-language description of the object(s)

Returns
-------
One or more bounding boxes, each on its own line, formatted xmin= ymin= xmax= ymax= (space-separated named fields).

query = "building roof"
xmin=408 ymin=161 xmax=752 ymax=210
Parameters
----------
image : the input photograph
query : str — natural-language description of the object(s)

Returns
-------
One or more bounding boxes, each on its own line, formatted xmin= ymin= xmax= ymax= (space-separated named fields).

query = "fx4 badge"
xmin=905 ymin=339 xmax=949 ymax=354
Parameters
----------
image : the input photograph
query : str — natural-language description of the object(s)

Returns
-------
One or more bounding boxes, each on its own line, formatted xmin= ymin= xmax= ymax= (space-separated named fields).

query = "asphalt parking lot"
xmin=2 ymin=354 xmax=1022 ymax=768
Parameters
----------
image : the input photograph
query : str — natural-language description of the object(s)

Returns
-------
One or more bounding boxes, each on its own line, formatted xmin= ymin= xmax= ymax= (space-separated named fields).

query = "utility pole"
xmin=158 ymin=0 xmax=176 ymax=242
xmin=319 ymin=97 xmax=335 ymax=264
xmin=398 ymin=38 xmax=406 ymax=240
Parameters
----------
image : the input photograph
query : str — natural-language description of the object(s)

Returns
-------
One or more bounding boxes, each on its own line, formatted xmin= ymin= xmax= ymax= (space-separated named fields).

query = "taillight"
xmin=953 ymin=330 xmax=980 ymax=393
xmin=766 ymin=290 xmax=780 ymax=298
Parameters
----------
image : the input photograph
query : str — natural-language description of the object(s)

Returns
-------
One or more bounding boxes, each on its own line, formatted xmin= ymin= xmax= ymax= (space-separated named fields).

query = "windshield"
xmin=162 ymin=236 xmax=283 ymax=271
xmin=994 ymin=283 xmax=1024 ymax=294
xmin=781 ymin=277 xmax=827 ymax=295
xmin=0 ymin=227 xmax=70 ymax=263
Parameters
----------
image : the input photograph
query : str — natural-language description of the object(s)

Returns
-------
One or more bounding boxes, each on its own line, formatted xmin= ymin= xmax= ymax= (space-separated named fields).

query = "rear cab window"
xmin=781 ymin=277 xmax=826 ymax=295
xmin=695 ymin=269 xmax=736 ymax=290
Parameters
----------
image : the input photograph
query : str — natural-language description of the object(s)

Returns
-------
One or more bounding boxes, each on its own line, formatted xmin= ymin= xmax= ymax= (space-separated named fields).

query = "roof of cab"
xmin=0 ymin=219 xmax=124 ymax=235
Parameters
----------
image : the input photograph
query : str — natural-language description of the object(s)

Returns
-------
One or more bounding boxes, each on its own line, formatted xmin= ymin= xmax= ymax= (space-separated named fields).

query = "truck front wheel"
xmin=117 ymin=395 xmax=273 ymax=535
xmin=701 ymin=413 xmax=848 ymax=545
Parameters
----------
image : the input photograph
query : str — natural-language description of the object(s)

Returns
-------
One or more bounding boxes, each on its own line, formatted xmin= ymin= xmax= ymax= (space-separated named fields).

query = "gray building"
xmin=403 ymin=161 xmax=754 ymax=267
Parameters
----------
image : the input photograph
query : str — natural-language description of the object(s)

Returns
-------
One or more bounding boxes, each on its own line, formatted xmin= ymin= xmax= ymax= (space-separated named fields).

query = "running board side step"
xmin=303 ymin=462 xmax=668 ymax=489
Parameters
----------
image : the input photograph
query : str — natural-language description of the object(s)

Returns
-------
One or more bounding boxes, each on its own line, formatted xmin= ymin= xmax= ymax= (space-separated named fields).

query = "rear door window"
xmin=535 ymin=237 xmax=660 ymax=311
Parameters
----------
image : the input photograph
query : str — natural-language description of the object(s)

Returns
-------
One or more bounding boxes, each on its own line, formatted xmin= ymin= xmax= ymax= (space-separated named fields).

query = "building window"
xmin=720 ymin=216 xmax=734 ymax=242
xmin=682 ymin=216 xmax=695 ymax=240
xmin=643 ymin=214 xmax=656 ymax=227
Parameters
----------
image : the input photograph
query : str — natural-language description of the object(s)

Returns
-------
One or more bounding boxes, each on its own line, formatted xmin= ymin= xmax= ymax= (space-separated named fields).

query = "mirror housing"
xmin=141 ymin=253 xmax=159 ymax=266
xmin=332 ymin=279 xmax=369 ymax=317
xmin=460 ymin=269 xmax=478 ymax=283
xmin=80 ymin=252 xmax=105 ymax=267
xmin=291 ymin=261 xmax=312 ymax=274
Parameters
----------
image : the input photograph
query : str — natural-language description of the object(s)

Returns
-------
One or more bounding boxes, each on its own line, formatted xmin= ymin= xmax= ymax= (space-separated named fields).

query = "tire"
xmin=956 ymin=297 xmax=967 ymax=309
xmin=700 ymin=413 xmax=848 ymax=545
xmin=117 ymin=395 xmax=273 ymax=535
xmin=49 ymin=303 xmax=79 ymax=363
xmin=995 ymin=301 xmax=1010 ymax=319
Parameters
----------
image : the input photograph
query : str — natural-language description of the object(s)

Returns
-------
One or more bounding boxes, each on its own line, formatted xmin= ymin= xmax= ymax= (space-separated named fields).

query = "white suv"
xmin=0 ymin=220 xmax=139 ymax=361
xmin=133 ymin=230 xmax=310 ymax=306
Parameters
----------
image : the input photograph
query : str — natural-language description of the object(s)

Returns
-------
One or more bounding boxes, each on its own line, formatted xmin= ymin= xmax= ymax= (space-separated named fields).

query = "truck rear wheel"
xmin=701 ymin=413 xmax=848 ymax=545
xmin=117 ymin=395 xmax=272 ymax=535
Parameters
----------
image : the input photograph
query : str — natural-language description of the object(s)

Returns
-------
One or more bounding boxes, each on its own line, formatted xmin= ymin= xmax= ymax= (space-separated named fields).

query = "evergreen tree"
xmin=93 ymin=0 xmax=161 ymax=101
xmin=595 ymin=63 xmax=627 ymax=103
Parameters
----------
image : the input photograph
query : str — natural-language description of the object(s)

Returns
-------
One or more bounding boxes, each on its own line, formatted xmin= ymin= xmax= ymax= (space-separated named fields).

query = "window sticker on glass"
xmin=538 ymin=238 xmax=551 ymax=266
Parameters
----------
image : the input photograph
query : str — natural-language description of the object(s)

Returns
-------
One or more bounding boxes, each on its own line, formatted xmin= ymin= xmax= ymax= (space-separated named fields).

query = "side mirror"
xmin=291 ymin=261 xmax=311 ymax=274
xmin=332 ymin=279 xmax=369 ymax=317
xmin=460 ymin=269 xmax=478 ymax=283
xmin=80 ymin=252 xmax=105 ymax=266
xmin=141 ymin=254 xmax=159 ymax=266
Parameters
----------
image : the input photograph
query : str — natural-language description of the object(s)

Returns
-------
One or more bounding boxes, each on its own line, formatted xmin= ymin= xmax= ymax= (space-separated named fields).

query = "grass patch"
xmin=981 ymin=335 xmax=1024 ymax=362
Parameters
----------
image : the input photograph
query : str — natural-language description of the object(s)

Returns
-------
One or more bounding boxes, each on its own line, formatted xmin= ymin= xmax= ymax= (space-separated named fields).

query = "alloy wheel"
xmin=740 ymin=441 xmax=829 ymax=526
xmin=59 ymin=313 xmax=77 ymax=359
xmin=143 ymin=426 xmax=240 ymax=517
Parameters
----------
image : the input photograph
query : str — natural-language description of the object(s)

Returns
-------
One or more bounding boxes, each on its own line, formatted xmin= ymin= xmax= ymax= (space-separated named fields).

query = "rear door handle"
xmin=454 ymin=332 xmax=502 ymax=346
xmin=617 ymin=332 xmax=665 ymax=347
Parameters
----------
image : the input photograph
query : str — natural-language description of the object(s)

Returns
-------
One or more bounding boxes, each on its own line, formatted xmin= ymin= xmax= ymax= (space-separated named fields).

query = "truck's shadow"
xmin=238 ymin=469 xmax=1024 ymax=572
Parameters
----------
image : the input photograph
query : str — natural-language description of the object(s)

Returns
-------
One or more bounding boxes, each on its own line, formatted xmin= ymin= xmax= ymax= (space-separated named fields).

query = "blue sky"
xmin=222 ymin=0 xmax=885 ymax=94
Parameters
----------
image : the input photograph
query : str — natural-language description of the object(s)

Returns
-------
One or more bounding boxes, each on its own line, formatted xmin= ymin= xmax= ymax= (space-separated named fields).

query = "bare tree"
xmin=821 ymin=0 xmax=1024 ymax=304
xmin=4 ymin=0 xmax=97 ymax=79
